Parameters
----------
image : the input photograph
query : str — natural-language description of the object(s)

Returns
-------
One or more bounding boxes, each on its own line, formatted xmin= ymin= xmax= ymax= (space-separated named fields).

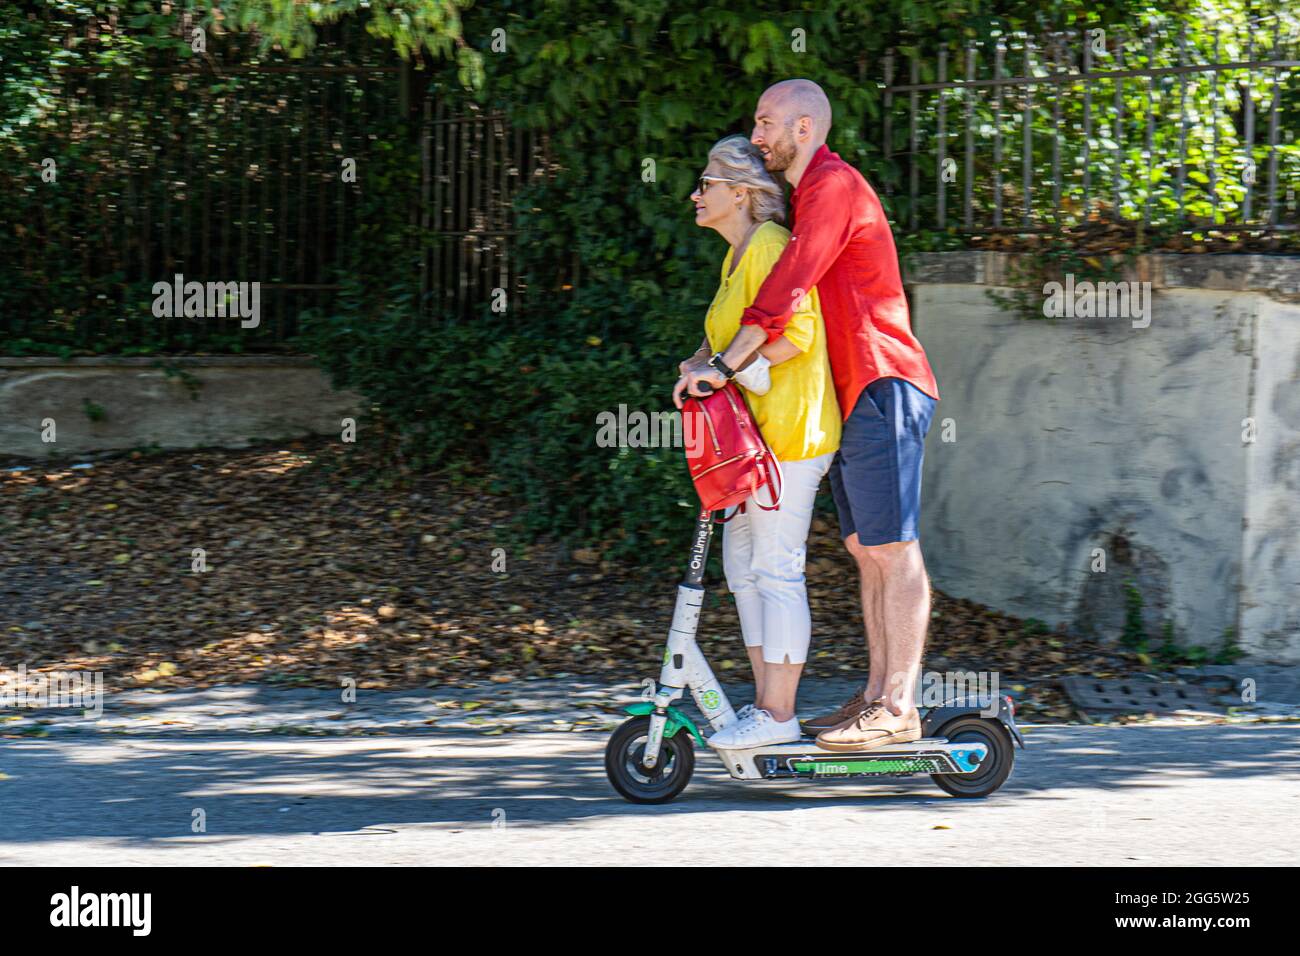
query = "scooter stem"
xmin=682 ymin=506 xmax=714 ymax=588
xmin=641 ymin=505 xmax=737 ymax=770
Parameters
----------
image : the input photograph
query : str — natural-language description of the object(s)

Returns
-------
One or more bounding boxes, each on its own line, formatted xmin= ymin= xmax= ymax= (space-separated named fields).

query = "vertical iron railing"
xmin=420 ymin=102 xmax=549 ymax=321
xmin=880 ymin=13 xmax=1300 ymax=233
xmin=4 ymin=25 xmax=550 ymax=349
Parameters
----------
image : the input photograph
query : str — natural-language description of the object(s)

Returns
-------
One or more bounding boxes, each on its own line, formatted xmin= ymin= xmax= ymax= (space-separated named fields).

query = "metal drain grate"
xmin=1061 ymin=677 xmax=1217 ymax=714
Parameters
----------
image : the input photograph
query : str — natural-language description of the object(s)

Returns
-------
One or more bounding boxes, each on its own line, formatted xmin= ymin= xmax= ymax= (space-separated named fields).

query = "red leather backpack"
xmin=681 ymin=382 xmax=783 ymax=516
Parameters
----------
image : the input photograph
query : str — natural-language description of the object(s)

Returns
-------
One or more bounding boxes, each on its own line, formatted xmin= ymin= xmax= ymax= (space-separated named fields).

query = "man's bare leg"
xmin=865 ymin=539 xmax=930 ymax=714
xmin=799 ymin=535 xmax=887 ymax=734
xmin=845 ymin=533 xmax=887 ymax=702
xmin=815 ymin=537 xmax=930 ymax=750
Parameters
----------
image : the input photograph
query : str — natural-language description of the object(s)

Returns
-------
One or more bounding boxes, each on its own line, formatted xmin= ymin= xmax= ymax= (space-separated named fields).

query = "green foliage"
xmin=5 ymin=0 xmax=1294 ymax=569
xmin=1121 ymin=579 xmax=1146 ymax=649
xmin=0 ymin=1 xmax=464 ymax=355
xmin=984 ymin=240 xmax=1141 ymax=321
xmin=1021 ymin=617 xmax=1049 ymax=637
xmin=219 ymin=0 xmax=483 ymax=84
xmin=1213 ymin=628 xmax=1245 ymax=665
xmin=1133 ymin=612 xmax=1243 ymax=667
xmin=152 ymin=360 xmax=205 ymax=400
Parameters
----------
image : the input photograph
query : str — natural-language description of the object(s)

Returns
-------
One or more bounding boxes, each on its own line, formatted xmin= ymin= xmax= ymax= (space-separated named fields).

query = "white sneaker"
xmin=705 ymin=704 xmax=771 ymax=747
xmin=707 ymin=712 xmax=757 ymax=749
xmin=707 ymin=709 xmax=801 ymax=750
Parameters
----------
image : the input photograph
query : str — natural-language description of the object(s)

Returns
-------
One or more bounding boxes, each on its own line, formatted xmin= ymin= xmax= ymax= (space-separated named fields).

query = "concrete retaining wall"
xmin=0 ymin=356 xmax=363 ymax=459
xmin=905 ymin=252 xmax=1299 ymax=662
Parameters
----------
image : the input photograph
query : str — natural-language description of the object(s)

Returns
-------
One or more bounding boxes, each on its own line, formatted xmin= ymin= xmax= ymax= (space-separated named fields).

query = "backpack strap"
xmin=715 ymin=502 xmax=746 ymax=524
xmin=752 ymin=450 xmax=784 ymax=511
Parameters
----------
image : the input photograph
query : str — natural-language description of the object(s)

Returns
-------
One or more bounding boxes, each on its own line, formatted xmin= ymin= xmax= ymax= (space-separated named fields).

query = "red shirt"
xmin=741 ymin=144 xmax=939 ymax=419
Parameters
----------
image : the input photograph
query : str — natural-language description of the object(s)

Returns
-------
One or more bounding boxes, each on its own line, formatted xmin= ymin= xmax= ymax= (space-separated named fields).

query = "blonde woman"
xmin=673 ymin=135 xmax=841 ymax=748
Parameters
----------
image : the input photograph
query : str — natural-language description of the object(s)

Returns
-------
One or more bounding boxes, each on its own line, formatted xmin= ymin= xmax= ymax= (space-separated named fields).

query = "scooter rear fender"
xmin=921 ymin=696 xmax=1026 ymax=749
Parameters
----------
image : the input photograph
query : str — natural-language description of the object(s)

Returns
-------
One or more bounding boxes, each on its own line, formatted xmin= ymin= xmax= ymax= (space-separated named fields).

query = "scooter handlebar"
xmin=675 ymin=380 xmax=715 ymax=405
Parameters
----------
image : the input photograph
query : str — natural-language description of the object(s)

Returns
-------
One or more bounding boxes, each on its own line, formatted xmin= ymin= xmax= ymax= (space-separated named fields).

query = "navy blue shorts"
xmin=828 ymin=377 xmax=937 ymax=546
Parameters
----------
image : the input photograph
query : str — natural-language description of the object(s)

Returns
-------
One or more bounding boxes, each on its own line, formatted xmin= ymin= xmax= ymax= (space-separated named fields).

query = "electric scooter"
xmin=604 ymin=403 xmax=1025 ymax=803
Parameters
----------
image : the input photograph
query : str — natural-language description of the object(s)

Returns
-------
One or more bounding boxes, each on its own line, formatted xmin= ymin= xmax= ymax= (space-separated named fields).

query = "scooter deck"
xmin=713 ymin=737 xmax=988 ymax=780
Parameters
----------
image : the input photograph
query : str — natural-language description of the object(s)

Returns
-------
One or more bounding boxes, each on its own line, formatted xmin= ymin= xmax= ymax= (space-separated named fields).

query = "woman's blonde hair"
xmin=707 ymin=134 xmax=786 ymax=225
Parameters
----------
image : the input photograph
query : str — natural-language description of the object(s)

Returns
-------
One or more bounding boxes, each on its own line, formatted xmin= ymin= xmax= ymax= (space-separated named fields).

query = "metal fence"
xmin=880 ymin=13 xmax=1300 ymax=233
xmin=45 ymin=62 xmax=404 ymax=346
xmin=3 ymin=24 xmax=549 ymax=350
xmin=13 ymin=14 xmax=1300 ymax=352
xmin=418 ymin=100 xmax=549 ymax=321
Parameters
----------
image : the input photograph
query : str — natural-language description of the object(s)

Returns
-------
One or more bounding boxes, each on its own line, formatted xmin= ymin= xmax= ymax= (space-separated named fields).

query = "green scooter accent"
xmin=623 ymin=702 xmax=706 ymax=747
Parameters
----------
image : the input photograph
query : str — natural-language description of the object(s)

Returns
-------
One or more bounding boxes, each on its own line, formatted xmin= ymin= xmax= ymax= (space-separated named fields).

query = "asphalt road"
xmin=2 ymin=723 xmax=1297 ymax=865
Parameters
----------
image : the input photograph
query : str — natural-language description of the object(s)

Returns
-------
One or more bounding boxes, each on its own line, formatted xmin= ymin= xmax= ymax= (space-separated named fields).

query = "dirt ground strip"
xmin=1 ymin=437 xmax=1162 ymax=720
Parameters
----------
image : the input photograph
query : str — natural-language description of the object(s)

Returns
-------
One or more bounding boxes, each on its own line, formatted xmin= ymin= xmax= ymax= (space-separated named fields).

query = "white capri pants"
xmin=721 ymin=450 xmax=834 ymax=665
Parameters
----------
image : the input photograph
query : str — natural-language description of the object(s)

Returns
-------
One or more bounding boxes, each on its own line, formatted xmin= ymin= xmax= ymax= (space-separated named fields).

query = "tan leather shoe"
xmin=815 ymin=698 xmax=922 ymax=752
xmin=799 ymin=690 xmax=873 ymax=734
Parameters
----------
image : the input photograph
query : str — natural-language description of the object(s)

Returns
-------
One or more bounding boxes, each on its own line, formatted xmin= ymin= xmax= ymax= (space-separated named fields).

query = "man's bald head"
xmin=750 ymin=79 xmax=832 ymax=178
xmin=760 ymin=79 xmax=832 ymax=142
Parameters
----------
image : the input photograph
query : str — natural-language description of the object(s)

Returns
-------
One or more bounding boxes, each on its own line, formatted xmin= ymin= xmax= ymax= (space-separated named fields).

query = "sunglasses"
xmin=697 ymin=175 xmax=738 ymax=195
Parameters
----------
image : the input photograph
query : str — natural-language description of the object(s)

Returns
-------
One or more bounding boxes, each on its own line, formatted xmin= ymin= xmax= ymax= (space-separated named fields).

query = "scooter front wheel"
xmin=604 ymin=715 xmax=695 ymax=804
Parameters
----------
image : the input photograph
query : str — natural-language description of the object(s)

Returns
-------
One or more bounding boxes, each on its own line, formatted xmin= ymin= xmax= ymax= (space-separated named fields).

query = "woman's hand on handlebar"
xmin=672 ymin=374 xmax=690 ymax=409
xmin=673 ymin=367 xmax=726 ymax=409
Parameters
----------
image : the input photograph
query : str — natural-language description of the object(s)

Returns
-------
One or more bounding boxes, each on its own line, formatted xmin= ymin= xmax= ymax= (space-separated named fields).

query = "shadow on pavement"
xmin=1 ymin=723 xmax=1298 ymax=847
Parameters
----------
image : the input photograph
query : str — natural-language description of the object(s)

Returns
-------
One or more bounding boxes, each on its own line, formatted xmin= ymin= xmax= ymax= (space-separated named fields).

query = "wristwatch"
xmin=707 ymin=352 xmax=737 ymax=380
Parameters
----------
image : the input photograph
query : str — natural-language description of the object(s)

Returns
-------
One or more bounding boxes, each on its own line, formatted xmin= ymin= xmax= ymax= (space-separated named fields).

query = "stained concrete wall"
xmin=1241 ymin=296 xmax=1300 ymax=658
xmin=905 ymin=252 xmax=1299 ymax=662
xmin=0 ymin=356 xmax=363 ymax=459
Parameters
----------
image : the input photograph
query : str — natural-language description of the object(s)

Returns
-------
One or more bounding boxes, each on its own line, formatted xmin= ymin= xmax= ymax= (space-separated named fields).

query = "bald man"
xmin=681 ymin=79 xmax=940 ymax=753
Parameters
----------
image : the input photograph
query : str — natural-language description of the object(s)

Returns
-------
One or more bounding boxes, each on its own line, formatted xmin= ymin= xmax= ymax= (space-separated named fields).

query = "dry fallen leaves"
xmin=0 ymin=436 xmax=1144 ymax=718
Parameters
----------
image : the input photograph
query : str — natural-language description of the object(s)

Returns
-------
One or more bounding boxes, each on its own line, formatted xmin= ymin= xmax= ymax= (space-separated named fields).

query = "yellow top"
xmin=704 ymin=220 xmax=841 ymax=462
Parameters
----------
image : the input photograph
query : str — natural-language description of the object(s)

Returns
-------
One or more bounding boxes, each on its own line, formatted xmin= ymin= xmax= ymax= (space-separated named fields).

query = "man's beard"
xmin=764 ymin=129 xmax=799 ymax=172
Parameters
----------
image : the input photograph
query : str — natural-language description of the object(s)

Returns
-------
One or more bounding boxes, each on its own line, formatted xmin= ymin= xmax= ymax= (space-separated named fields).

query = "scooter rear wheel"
xmin=929 ymin=716 xmax=1015 ymax=798
xmin=605 ymin=715 xmax=695 ymax=804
